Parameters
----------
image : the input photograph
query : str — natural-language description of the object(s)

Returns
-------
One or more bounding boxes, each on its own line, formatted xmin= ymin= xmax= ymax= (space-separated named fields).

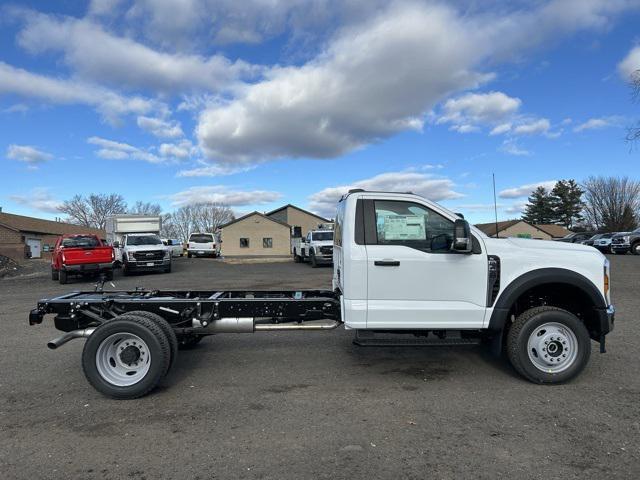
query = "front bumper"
xmin=127 ymin=258 xmax=171 ymax=270
xmin=611 ymin=244 xmax=629 ymax=252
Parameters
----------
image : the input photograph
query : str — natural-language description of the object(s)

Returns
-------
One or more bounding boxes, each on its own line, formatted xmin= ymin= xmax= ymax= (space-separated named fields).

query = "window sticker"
xmin=378 ymin=214 xmax=426 ymax=241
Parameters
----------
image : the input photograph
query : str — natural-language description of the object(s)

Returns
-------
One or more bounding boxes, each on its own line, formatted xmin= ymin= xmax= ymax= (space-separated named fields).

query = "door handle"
xmin=374 ymin=260 xmax=400 ymax=267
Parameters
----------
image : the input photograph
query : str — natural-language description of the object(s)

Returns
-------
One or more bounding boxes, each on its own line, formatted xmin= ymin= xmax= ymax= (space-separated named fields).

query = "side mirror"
xmin=113 ymin=241 xmax=120 ymax=248
xmin=452 ymin=219 xmax=472 ymax=253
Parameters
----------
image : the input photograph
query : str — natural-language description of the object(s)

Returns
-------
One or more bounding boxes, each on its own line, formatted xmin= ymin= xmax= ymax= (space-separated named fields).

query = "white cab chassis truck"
xmin=292 ymin=229 xmax=334 ymax=267
xmin=30 ymin=190 xmax=614 ymax=399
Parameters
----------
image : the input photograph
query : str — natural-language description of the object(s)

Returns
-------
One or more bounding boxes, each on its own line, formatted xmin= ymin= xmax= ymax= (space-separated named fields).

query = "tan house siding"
xmin=267 ymin=205 xmax=329 ymax=238
xmin=221 ymin=213 xmax=291 ymax=257
xmin=499 ymin=223 xmax=551 ymax=240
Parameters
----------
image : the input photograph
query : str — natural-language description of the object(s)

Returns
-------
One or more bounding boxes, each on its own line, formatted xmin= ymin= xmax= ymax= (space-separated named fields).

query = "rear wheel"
xmin=507 ymin=306 xmax=590 ymax=384
xmin=51 ymin=266 xmax=59 ymax=281
xmin=187 ymin=253 xmax=192 ymax=258
xmin=59 ymin=269 xmax=68 ymax=284
xmin=127 ymin=311 xmax=178 ymax=373
xmin=82 ymin=316 xmax=171 ymax=399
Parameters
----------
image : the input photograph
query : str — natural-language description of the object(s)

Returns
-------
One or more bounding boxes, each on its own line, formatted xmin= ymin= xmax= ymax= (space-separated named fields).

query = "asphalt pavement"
xmin=1 ymin=255 xmax=639 ymax=479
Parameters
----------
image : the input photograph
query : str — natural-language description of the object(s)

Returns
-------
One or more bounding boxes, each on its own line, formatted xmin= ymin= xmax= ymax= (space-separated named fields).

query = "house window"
xmin=263 ymin=237 xmax=273 ymax=248
xmin=240 ymin=238 xmax=250 ymax=248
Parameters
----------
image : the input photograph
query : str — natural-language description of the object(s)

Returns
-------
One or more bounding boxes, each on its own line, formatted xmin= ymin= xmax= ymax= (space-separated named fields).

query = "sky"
xmin=1 ymin=0 xmax=639 ymax=224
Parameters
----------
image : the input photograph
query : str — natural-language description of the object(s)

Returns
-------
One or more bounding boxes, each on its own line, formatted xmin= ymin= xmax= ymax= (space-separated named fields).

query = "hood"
xmin=126 ymin=244 xmax=167 ymax=252
xmin=485 ymin=237 xmax=599 ymax=254
xmin=611 ymin=232 xmax=630 ymax=238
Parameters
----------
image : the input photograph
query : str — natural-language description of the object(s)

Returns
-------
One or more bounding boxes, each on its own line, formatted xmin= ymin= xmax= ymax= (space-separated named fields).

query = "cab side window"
xmin=373 ymin=200 xmax=453 ymax=252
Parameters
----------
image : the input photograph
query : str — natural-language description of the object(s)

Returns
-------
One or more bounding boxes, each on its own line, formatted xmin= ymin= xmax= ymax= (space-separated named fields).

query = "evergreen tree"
xmin=522 ymin=186 xmax=555 ymax=224
xmin=550 ymin=179 xmax=585 ymax=228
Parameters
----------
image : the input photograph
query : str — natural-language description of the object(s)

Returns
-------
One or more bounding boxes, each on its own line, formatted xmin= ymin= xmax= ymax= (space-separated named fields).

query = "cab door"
xmin=364 ymin=199 xmax=488 ymax=329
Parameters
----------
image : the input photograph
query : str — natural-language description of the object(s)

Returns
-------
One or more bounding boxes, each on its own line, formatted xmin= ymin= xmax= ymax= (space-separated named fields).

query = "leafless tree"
xmin=582 ymin=176 xmax=640 ymax=231
xmin=192 ymin=202 xmax=234 ymax=233
xmin=129 ymin=201 xmax=162 ymax=216
xmin=59 ymin=193 xmax=127 ymax=229
xmin=628 ymin=70 xmax=640 ymax=144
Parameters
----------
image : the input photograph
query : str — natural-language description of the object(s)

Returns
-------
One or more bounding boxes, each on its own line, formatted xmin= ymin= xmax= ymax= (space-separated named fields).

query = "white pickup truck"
xmin=30 ymin=189 xmax=614 ymax=399
xmin=292 ymin=229 xmax=334 ymax=266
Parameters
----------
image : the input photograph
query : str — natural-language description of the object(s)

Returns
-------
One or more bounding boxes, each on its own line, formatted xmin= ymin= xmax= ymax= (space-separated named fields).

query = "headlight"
xmin=164 ymin=249 xmax=171 ymax=258
xmin=126 ymin=252 xmax=136 ymax=262
xmin=623 ymin=235 xmax=630 ymax=243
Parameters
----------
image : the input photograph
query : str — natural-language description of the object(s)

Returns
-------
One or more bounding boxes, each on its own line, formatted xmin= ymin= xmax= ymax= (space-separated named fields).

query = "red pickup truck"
xmin=51 ymin=234 xmax=114 ymax=284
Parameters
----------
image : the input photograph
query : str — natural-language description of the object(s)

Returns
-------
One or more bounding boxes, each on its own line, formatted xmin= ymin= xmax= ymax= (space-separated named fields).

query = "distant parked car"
xmin=587 ymin=233 xmax=615 ymax=253
xmin=51 ymin=234 xmax=114 ymax=284
xmin=162 ymin=238 xmax=184 ymax=257
xmin=611 ymin=228 xmax=640 ymax=255
xmin=555 ymin=231 xmax=595 ymax=243
xmin=187 ymin=232 xmax=219 ymax=258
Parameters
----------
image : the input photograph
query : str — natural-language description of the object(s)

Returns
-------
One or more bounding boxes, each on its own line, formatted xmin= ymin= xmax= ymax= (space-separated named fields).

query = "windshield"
xmin=312 ymin=231 xmax=333 ymax=241
xmin=61 ymin=236 xmax=99 ymax=248
xmin=190 ymin=234 xmax=214 ymax=243
xmin=127 ymin=235 xmax=162 ymax=246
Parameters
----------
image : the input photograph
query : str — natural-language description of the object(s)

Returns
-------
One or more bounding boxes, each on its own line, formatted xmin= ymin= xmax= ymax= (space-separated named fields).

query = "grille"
xmin=611 ymin=238 xmax=625 ymax=245
xmin=319 ymin=246 xmax=333 ymax=255
xmin=133 ymin=250 xmax=164 ymax=261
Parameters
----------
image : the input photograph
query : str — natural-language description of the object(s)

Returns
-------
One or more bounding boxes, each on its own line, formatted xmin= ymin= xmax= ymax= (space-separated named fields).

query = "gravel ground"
xmin=1 ymin=255 xmax=639 ymax=479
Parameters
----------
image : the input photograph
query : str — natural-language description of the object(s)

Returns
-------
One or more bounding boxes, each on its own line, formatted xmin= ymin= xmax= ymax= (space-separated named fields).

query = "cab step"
xmin=353 ymin=330 xmax=481 ymax=347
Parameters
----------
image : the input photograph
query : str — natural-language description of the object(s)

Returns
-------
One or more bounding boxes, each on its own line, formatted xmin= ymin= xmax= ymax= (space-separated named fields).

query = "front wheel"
xmin=507 ymin=306 xmax=591 ymax=384
xmin=632 ymin=242 xmax=640 ymax=255
xmin=310 ymin=252 xmax=318 ymax=268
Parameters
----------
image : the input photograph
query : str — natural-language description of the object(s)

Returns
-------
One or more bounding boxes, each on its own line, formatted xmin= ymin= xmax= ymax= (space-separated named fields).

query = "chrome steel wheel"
xmin=95 ymin=333 xmax=151 ymax=386
xmin=527 ymin=322 xmax=578 ymax=373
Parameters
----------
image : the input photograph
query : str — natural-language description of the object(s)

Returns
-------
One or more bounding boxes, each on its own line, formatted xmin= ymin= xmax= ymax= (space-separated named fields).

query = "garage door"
xmin=26 ymin=238 xmax=42 ymax=258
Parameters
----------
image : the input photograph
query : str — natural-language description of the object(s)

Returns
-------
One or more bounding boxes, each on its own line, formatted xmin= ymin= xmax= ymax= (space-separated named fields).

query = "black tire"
xmin=187 ymin=253 xmax=192 ymax=258
xmin=123 ymin=262 xmax=132 ymax=276
xmin=177 ymin=334 xmax=204 ymax=350
xmin=104 ymin=270 xmax=114 ymax=281
xmin=310 ymin=251 xmax=318 ymax=268
xmin=51 ymin=267 xmax=59 ymax=281
xmin=126 ymin=311 xmax=178 ymax=374
xmin=164 ymin=263 xmax=172 ymax=273
xmin=81 ymin=315 xmax=171 ymax=399
xmin=59 ymin=269 xmax=68 ymax=285
xmin=631 ymin=242 xmax=640 ymax=255
xmin=293 ymin=249 xmax=301 ymax=263
xmin=507 ymin=306 xmax=591 ymax=384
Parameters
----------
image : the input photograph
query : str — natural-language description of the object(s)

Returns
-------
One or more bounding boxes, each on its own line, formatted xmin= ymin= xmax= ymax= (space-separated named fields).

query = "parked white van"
xmin=187 ymin=233 xmax=219 ymax=258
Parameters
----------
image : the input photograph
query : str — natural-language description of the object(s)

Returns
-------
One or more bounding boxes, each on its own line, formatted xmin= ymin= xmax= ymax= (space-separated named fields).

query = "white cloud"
xmin=618 ymin=45 xmax=640 ymax=80
xmin=10 ymin=188 xmax=61 ymax=213
xmin=499 ymin=139 xmax=531 ymax=156
xmin=490 ymin=123 xmax=512 ymax=135
xmin=137 ymin=116 xmax=184 ymax=139
xmin=193 ymin=0 xmax=639 ymax=166
xmin=197 ymin=3 xmax=490 ymax=165
xmin=573 ymin=116 xmax=623 ymax=132
xmin=438 ymin=91 xmax=521 ymax=130
xmin=513 ymin=118 xmax=551 ymax=135
xmin=308 ymin=171 xmax=463 ymax=218
xmin=168 ymin=186 xmax=282 ymax=207
xmin=87 ymin=136 xmax=162 ymax=164
xmin=504 ymin=202 xmax=528 ymax=215
xmin=6 ymin=144 xmax=53 ymax=166
xmin=159 ymin=140 xmax=195 ymax=160
xmin=0 ymin=62 xmax=160 ymax=123
xmin=177 ymin=164 xmax=255 ymax=178
xmin=499 ymin=180 xmax=557 ymax=199
xmin=16 ymin=13 xmax=257 ymax=94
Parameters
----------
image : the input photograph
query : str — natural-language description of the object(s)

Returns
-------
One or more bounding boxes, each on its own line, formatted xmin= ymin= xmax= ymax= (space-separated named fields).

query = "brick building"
xmin=0 ymin=211 xmax=105 ymax=261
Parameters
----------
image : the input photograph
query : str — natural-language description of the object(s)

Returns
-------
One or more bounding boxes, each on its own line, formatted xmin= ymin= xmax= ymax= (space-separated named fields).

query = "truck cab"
xmin=333 ymin=190 xmax=613 ymax=382
xmin=292 ymin=229 xmax=334 ymax=267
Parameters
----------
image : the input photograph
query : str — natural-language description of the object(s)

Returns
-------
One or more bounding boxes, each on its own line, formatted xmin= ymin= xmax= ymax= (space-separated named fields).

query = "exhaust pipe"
xmin=47 ymin=328 xmax=96 ymax=350
xmin=194 ymin=317 xmax=340 ymax=333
